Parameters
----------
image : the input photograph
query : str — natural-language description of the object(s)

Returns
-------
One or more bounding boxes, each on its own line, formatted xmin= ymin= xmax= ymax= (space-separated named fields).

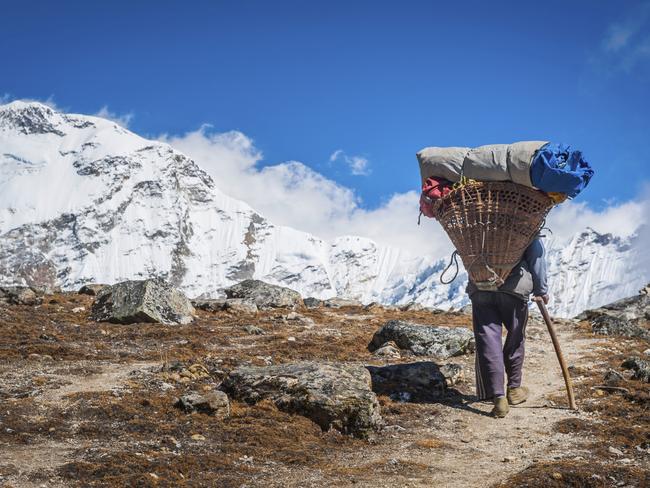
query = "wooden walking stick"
xmin=534 ymin=297 xmax=577 ymax=410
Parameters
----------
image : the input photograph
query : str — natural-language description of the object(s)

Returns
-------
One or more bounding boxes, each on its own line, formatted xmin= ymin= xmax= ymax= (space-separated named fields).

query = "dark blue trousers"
xmin=470 ymin=291 xmax=529 ymax=400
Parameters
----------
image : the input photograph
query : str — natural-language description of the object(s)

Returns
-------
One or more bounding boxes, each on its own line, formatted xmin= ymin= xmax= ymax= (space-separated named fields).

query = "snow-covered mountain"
xmin=0 ymin=101 xmax=645 ymax=316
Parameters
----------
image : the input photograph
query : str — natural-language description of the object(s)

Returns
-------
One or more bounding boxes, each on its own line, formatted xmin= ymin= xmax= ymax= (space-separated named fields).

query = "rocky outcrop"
xmin=224 ymin=280 xmax=303 ymax=310
xmin=220 ymin=361 xmax=382 ymax=437
xmin=366 ymin=362 xmax=448 ymax=402
xmin=90 ymin=278 xmax=195 ymax=325
xmin=368 ymin=320 xmax=474 ymax=359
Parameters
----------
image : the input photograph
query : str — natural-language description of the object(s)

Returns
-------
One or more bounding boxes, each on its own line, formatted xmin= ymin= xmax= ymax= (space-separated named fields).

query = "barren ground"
xmin=0 ymin=293 xmax=648 ymax=487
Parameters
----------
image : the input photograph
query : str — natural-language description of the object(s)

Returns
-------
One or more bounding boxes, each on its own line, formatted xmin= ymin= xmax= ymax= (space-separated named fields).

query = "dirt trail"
xmin=318 ymin=316 xmax=604 ymax=488
xmin=410 ymin=318 xmax=598 ymax=488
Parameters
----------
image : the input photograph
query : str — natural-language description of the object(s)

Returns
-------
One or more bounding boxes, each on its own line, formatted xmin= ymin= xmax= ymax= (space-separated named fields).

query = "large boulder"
xmin=220 ymin=361 xmax=382 ymax=437
xmin=224 ymin=280 xmax=303 ymax=309
xmin=368 ymin=320 xmax=474 ymax=359
xmin=366 ymin=362 xmax=448 ymax=402
xmin=0 ymin=286 xmax=43 ymax=306
xmin=90 ymin=278 xmax=195 ymax=325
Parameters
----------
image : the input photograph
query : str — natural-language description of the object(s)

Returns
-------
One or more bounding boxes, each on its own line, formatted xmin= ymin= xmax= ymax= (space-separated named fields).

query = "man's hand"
xmin=533 ymin=294 xmax=549 ymax=304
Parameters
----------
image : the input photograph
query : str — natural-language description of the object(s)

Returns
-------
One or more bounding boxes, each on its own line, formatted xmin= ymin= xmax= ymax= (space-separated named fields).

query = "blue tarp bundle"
xmin=530 ymin=143 xmax=594 ymax=198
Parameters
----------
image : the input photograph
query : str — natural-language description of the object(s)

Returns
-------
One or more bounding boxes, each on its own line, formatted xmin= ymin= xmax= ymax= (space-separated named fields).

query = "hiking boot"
xmin=491 ymin=396 xmax=509 ymax=418
xmin=507 ymin=386 xmax=529 ymax=405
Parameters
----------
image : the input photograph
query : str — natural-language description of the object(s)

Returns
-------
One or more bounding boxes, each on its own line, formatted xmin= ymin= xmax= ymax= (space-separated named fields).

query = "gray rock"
xmin=372 ymin=341 xmax=401 ymax=359
xmin=191 ymin=298 xmax=227 ymax=312
xmin=590 ymin=314 xmax=650 ymax=340
xmin=223 ymin=298 xmax=258 ymax=314
xmin=78 ymin=284 xmax=108 ymax=296
xmin=90 ymin=278 xmax=195 ymax=325
xmin=603 ymin=369 xmax=626 ymax=386
xmin=0 ymin=286 xmax=43 ymax=305
xmin=366 ymin=362 xmax=447 ymax=402
xmin=368 ymin=320 xmax=474 ymax=359
xmin=303 ymin=297 xmax=323 ymax=308
xmin=400 ymin=302 xmax=427 ymax=312
xmin=225 ymin=279 xmax=303 ymax=309
xmin=283 ymin=311 xmax=314 ymax=326
xmin=621 ymin=357 xmax=650 ymax=383
xmin=324 ymin=297 xmax=363 ymax=308
xmin=439 ymin=363 xmax=465 ymax=386
xmin=220 ymin=361 xmax=382 ymax=437
xmin=175 ymin=391 xmax=230 ymax=417
xmin=242 ymin=324 xmax=265 ymax=335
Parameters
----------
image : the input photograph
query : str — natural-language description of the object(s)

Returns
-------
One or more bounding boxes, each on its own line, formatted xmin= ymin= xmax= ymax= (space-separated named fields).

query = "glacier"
xmin=0 ymin=100 xmax=646 ymax=317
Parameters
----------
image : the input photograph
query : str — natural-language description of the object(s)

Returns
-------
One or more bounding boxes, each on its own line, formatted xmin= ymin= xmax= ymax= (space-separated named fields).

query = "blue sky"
xmin=2 ymin=0 xmax=649 ymax=215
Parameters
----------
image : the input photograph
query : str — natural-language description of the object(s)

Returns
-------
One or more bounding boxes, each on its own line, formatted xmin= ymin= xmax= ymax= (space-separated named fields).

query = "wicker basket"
xmin=435 ymin=181 xmax=554 ymax=289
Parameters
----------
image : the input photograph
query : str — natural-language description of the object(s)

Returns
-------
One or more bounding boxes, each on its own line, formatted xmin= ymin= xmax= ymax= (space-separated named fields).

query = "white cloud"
xmin=95 ymin=105 xmax=134 ymax=128
xmin=329 ymin=149 xmax=370 ymax=176
xmin=160 ymin=126 xmax=649 ymax=262
xmin=598 ymin=3 xmax=650 ymax=72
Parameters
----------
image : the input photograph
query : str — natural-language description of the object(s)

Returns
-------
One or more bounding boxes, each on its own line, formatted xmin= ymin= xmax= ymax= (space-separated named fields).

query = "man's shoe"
xmin=491 ymin=396 xmax=509 ymax=418
xmin=507 ymin=386 xmax=529 ymax=405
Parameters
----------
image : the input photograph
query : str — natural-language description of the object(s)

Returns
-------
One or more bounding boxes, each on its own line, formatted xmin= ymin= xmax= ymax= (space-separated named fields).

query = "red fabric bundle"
xmin=419 ymin=177 xmax=453 ymax=218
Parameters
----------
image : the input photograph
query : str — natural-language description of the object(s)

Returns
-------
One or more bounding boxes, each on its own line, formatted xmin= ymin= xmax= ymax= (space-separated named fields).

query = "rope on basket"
xmin=440 ymin=250 xmax=460 ymax=284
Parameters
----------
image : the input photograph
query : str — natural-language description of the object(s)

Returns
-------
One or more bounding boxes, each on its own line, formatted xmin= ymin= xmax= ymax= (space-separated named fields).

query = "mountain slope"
xmin=0 ymin=101 xmax=645 ymax=316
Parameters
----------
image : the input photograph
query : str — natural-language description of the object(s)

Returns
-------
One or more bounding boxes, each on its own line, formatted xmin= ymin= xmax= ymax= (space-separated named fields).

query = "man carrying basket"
xmin=418 ymin=141 xmax=593 ymax=418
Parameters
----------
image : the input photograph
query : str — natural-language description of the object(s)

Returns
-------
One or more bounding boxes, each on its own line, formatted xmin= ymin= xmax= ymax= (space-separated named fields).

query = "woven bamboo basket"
xmin=435 ymin=181 xmax=554 ymax=289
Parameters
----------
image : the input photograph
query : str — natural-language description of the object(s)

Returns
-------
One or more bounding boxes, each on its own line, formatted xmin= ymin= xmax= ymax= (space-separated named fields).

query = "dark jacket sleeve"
xmin=524 ymin=237 xmax=548 ymax=296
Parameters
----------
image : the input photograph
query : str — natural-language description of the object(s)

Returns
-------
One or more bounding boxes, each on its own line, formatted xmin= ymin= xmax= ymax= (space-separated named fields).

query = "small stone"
xmin=190 ymin=434 xmax=205 ymax=441
xmin=175 ymin=391 xmax=230 ymax=417
xmin=303 ymin=297 xmax=323 ymax=308
xmin=191 ymin=298 xmax=226 ymax=312
xmin=551 ymin=472 xmax=563 ymax=480
xmin=149 ymin=473 xmax=159 ymax=480
xmin=78 ymin=284 xmax=108 ymax=296
xmin=502 ymin=456 xmax=515 ymax=463
xmin=287 ymin=336 xmax=296 ymax=342
xmin=283 ymin=312 xmax=315 ymax=326
xmin=608 ymin=446 xmax=624 ymax=456
xmin=603 ymin=369 xmax=625 ymax=386
xmin=243 ymin=324 xmax=265 ymax=335
xmin=373 ymin=341 xmax=401 ymax=359
xmin=223 ymin=298 xmax=258 ymax=315
xmin=72 ymin=306 xmax=85 ymax=313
